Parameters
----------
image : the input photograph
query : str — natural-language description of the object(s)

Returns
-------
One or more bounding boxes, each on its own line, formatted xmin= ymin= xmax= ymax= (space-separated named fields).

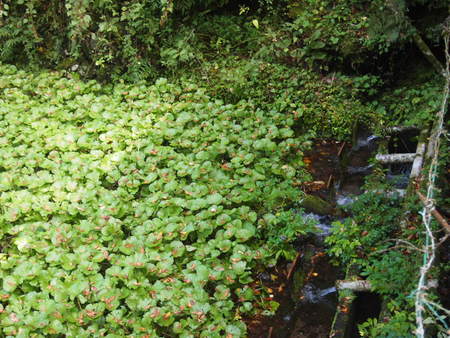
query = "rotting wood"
xmin=417 ymin=191 xmax=450 ymax=234
xmin=375 ymin=153 xmax=416 ymax=164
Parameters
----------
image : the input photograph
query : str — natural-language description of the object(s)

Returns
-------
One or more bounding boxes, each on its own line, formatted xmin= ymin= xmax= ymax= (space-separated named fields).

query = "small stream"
xmin=248 ymin=131 xmax=382 ymax=338
xmin=286 ymin=132 xmax=379 ymax=338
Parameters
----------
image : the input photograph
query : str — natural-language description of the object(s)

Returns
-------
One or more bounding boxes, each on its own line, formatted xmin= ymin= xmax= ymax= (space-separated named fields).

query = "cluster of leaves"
xmin=278 ymin=0 xmax=371 ymax=69
xmin=358 ymin=311 xmax=415 ymax=337
xmin=173 ymin=56 xmax=382 ymax=140
xmin=373 ymin=73 xmax=444 ymax=128
xmin=364 ymin=0 xmax=448 ymax=53
xmin=0 ymin=64 xmax=313 ymax=336
xmin=0 ymin=0 xmax=239 ymax=80
xmin=2 ymin=0 xmax=445 ymax=82
xmin=159 ymin=15 xmax=262 ymax=71
xmin=326 ymin=189 xmax=404 ymax=265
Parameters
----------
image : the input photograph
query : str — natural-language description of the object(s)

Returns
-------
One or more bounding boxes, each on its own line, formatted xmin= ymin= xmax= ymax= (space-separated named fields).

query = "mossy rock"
xmin=300 ymin=195 xmax=334 ymax=215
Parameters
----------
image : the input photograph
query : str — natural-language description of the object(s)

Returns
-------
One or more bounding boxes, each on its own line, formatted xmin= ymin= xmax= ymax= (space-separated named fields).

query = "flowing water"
xmin=247 ymin=133 xmax=382 ymax=338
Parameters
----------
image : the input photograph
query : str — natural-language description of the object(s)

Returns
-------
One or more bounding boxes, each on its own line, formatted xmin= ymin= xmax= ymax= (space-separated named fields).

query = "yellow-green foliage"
xmin=0 ymin=64 xmax=313 ymax=336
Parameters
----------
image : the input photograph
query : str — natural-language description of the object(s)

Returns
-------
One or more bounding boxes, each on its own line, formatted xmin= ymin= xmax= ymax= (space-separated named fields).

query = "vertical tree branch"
xmin=411 ymin=31 xmax=445 ymax=75
xmin=386 ymin=0 xmax=445 ymax=76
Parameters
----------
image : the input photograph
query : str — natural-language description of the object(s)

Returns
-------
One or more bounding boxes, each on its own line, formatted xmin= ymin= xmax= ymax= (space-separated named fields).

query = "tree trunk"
xmin=411 ymin=32 xmax=445 ymax=75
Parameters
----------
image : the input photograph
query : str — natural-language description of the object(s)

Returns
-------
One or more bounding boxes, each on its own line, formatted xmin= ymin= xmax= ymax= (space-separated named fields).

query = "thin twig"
xmin=369 ymin=244 xmax=425 ymax=256
xmin=286 ymin=252 xmax=302 ymax=281
xmin=267 ymin=326 xmax=273 ymax=338
xmin=437 ymin=234 xmax=449 ymax=247
xmin=379 ymin=238 xmax=423 ymax=252
xmin=423 ymin=296 xmax=450 ymax=316
xmin=326 ymin=174 xmax=333 ymax=189
xmin=337 ymin=142 xmax=346 ymax=157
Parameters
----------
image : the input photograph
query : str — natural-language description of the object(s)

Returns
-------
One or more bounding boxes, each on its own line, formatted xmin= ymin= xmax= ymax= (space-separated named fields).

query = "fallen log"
xmin=384 ymin=126 xmax=419 ymax=134
xmin=336 ymin=279 xmax=437 ymax=292
xmin=300 ymin=194 xmax=334 ymax=215
xmin=411 ymin=30 xmax=445 ymax=75
xmin=375 ymin=153 xmax=416 ymax=164
xmin=366 ymin=189 xmax=406 ymax=198
xmin=336 ymin=280 xmax=371 ymax=292
xmin=385 ymin=0 xmax=445 ymax=76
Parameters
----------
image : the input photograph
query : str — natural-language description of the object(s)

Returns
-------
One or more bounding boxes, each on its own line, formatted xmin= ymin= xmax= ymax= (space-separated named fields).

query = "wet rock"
xmin=300 ymin=195 xmax=334 ymax=216
xmin=258 ymin=272 xmax=272 ymax=282
xmin=336 ymin=194 xmax=354 ymax=207
xmin=346 ymin=164 xmax=374 ymax=175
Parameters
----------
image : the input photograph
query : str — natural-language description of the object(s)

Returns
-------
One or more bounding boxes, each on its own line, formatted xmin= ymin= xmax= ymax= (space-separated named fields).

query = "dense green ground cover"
xmin=0 ymin=64 xmax=315 ymax=336
xmin=0 ymin=0 xmax=449 ymax=336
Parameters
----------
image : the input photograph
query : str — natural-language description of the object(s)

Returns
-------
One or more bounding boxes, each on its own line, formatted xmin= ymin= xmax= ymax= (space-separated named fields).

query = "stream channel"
xmin=247 ymin=130 xmax=388 ymax=338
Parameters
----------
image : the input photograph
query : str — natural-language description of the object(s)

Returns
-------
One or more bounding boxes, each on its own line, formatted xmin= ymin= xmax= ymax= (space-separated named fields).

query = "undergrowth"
xmin=326 ymin=172 xmax=447 ymax=337
xmin=0 ymin=64 xmax=315 ymax=336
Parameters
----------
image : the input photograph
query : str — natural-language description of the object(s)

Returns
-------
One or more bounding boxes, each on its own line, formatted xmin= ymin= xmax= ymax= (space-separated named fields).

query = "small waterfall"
xmin=353 ymin=135 xmax=380 ymax=151
xmin=318 ymin=286 xmax=337 ymax=297
xmin=336 ymin=194 xmax=354 ymax=207
xmin=302 ymin=284 xmax=337 ymax=304
xmin=303 ymin=213 xmax=333 ymax=236
xmin=347 ymin=164 xmax=374 ymax=175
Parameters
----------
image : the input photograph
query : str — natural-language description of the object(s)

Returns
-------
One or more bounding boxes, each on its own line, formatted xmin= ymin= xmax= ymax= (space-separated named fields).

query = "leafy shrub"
xmin=326 ymin=190 xmax=403 ymax=265
xmin=282 ymin=0 xmax=370 ymax=69
xmin=374 ymin=75 xmax=443 ymax=127
xmin=358 ymin=311 xmax=415 ymax=338
xmin=178 ymin=57 xmax=380 ymax=140
xmin=361 ymin=251 xmax=418 ymax=297
xmin=0 ymin=64 xmax=312 ymax=336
